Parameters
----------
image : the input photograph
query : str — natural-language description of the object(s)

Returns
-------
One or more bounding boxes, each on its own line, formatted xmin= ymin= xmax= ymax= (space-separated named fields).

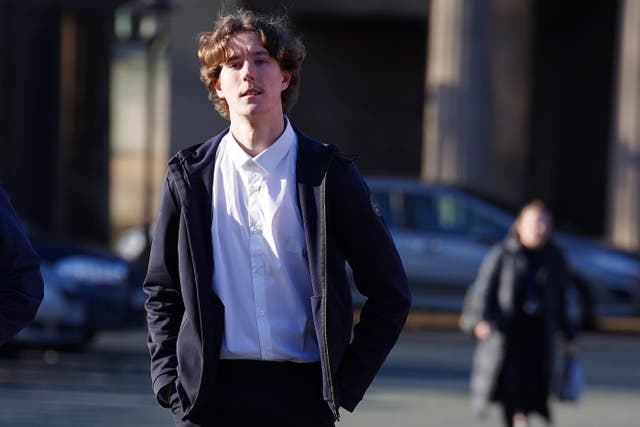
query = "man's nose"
xmin=242 ymin=61 xmax=256 ymax=81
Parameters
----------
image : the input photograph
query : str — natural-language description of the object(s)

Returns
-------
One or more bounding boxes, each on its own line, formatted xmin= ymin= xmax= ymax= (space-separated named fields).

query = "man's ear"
xmin=281 ymin=71 xmax=291 ymax=91
xmin=214 ymin=78 xmax=225 ymax=98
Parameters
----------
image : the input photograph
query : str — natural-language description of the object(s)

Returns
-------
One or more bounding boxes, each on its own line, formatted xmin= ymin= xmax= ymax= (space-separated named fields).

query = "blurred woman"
xmin=460 ymin=200 xmax=577 ymax=427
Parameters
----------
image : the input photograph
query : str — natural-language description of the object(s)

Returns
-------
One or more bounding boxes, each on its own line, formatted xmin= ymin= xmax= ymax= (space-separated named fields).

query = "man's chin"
xmin=231 ymin=104 xmax=275 ymax=119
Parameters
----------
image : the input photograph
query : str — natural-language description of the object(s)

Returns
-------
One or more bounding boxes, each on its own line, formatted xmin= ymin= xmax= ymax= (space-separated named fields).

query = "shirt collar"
xmin=227 ymin=117 xmax=296 ymax=174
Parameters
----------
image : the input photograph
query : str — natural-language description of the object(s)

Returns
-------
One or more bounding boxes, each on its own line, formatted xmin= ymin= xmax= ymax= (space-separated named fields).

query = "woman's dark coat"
xmin=460 ymin=234 xmax=577 ymax=417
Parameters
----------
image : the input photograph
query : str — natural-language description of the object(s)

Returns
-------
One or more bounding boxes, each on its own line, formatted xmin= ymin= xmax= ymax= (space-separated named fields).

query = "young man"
xmin=144 ymin=9 xmax=411 ymax=427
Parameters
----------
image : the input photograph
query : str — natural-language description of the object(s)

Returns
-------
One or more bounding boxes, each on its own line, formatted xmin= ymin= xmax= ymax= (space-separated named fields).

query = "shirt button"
xmin=258 ymin=310 xmax=265 ymax=316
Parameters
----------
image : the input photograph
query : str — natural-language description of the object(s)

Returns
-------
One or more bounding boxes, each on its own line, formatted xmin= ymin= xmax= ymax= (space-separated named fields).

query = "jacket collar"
xmin=504 ymin=232 xmax=557 ymax=257
xmin=170 ymin=129 xmax=228 ymax=200
xmin=170 ymin=126 xmax=337 ymax=197
xmin=295 ymin=128 xmax=337 ymax=187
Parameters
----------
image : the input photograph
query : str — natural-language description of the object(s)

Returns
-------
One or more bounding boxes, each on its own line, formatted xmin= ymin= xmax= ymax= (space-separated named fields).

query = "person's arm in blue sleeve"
xmin=0 ymin=185 xmax=44 ymax=345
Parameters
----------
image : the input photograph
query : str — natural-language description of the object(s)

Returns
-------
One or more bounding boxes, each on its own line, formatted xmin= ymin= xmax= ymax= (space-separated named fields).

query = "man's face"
xmin=215 ymin=31 xmax=291 ymax=121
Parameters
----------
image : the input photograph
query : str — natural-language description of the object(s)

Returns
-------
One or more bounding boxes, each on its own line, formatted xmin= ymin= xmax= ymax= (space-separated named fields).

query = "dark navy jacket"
xmin=144 ymin=128 xmax=411 ymax=422
xmin=0 ymin=185 xmax=44 ymax=344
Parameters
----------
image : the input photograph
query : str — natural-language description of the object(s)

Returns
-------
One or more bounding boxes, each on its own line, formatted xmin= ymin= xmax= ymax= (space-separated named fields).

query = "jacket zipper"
xmin=320 ymin=155 xmax=340 ymax=422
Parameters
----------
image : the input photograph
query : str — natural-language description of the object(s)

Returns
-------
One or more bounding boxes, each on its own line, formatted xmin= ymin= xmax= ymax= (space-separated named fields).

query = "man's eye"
xmin=227 ymin=62 xmax=241 ymax=69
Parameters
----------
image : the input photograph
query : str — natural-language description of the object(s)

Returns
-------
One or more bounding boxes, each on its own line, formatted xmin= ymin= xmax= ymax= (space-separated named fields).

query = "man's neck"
xmin=229 ymin=114 xmax=287 ymax=157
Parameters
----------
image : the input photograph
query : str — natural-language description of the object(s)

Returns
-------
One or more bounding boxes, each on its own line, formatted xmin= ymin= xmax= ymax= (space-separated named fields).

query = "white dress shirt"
xmin=211 ymin=119 xmax=320 ymax=362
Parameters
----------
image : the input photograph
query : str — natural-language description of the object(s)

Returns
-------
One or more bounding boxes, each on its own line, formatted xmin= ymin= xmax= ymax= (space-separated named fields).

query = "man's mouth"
xmin=241 ymin=88 xmax=263 ymax=97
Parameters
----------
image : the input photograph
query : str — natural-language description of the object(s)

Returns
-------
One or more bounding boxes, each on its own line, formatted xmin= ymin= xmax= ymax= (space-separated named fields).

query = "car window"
xmin=405 ymin=192 xmax=505 ymax=238
xmin=404 ymin=193 xmax=439 ymax=232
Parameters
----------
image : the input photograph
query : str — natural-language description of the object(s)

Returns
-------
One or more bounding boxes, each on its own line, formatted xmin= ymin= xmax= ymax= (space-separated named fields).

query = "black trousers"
xmin=172 ymin=360 xmax=336 ymax=427
xmin=500 ymin=312 xmax=550 ymax=427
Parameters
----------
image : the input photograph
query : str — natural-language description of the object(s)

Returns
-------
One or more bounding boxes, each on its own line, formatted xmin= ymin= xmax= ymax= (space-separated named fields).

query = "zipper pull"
xmin=331 ymin=404 xmax=341 ymax=422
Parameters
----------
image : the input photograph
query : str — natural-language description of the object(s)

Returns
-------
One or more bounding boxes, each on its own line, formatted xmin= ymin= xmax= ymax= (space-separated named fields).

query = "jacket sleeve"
xmin=0 ymin=186 xmax=44 ymax=345
xmin=459 ymin=244 xmax=503 ymax=335
xmin=329 ymin=161 xmax=412 ymax=412
xmin=143 ymin=173 xmax=184 ymax=407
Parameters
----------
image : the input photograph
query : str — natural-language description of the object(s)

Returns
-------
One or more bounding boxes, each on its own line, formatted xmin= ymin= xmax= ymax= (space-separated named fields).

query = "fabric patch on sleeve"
xmin=370 ymin=193 xmax=383 ymax=217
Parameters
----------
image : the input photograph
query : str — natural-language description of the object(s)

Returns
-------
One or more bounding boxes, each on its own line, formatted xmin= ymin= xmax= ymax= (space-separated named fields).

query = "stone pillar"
xmin=1 ymin=2 xmax=114 ymax=243
xmin=423 ymin=0 xmax=491 ymax=188
xmin=59 ymin=10 xmax=114 ymax=242
xmin=607 ymin=0 xmax=640 ymax=252
xmin=422 ymin=0 xmax=532 ymax=205
xmin=489 ymin=0 xmax=533 ymax=206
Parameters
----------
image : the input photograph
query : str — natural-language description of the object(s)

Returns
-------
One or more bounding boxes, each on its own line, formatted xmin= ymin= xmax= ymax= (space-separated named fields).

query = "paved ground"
xmin=340 ymin=331 xmax=640 ymax=427
xmin=0 ymin=328 xmax=638 ymax=427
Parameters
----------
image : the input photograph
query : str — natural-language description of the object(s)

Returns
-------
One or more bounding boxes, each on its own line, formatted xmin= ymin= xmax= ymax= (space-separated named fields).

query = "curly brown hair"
xmin=197 ymin=9 xmax=306 ymax=120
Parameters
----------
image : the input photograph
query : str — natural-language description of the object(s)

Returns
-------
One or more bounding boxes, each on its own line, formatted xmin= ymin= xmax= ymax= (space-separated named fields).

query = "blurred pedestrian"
xmin=0 ymin=184 xmax=44 ymax=345
xmin=143 ymin=8 xmax=411 ymax=427
xmin=460 ymin=200 xmax=578 ymax=427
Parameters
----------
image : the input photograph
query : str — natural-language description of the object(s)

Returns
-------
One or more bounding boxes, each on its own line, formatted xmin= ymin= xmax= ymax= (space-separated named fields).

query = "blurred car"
xmin=113 ymin=179 xmax=640 ymax=330
xmin=12 ymin=262 xmax=88 ymax=348
xmin=363 ymin=177 xmax=640 ymax=328
xmin=113 ymin=223 xmax=154 ymax=313
xmin=7 ymin=228 xmax=143 ymax=350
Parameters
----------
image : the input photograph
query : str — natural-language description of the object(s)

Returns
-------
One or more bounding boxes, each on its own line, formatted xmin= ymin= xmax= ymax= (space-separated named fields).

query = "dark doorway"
xmin=529 ymin=0 xmax=619 ymax=235
xmin=292 ymin=16 xmax=427 ymax=177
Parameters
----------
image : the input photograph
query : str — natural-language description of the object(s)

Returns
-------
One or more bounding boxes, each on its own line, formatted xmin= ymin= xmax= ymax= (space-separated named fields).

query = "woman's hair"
xmin=197 ymin=9 xmax=306 ymax=120
xmin=518 ymin=199 xmax=548 ymax=217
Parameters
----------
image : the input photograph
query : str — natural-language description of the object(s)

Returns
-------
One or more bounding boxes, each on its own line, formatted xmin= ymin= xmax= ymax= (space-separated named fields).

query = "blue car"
xmin=8 ymin=228 xmax=141 ymax=350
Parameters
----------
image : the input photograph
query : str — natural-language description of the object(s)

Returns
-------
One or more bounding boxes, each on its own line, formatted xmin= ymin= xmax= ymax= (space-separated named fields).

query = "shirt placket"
xmin=245 ymin=163 xmax=273 ymax=359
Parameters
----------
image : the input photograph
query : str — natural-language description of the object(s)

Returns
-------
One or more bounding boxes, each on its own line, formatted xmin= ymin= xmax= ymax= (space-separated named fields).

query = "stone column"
xmin=1 ymin=3 xmax=113 ymax=243
xmin=607 ymin=0 xmax=640 ymax=252
xmin=489 ymin=0 xmax=533 ymax=206
xmin=422 ymin=0 xmax=532 ymax=205
xmin=423 ymin=0 xmax=491 ymax=188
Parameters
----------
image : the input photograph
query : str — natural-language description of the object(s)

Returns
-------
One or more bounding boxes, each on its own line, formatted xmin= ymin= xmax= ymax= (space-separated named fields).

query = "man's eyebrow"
xmin=225 ymin=49 xmax=269 ymax=63
xmin=250 ymin=49 xmax=270 ymax=57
